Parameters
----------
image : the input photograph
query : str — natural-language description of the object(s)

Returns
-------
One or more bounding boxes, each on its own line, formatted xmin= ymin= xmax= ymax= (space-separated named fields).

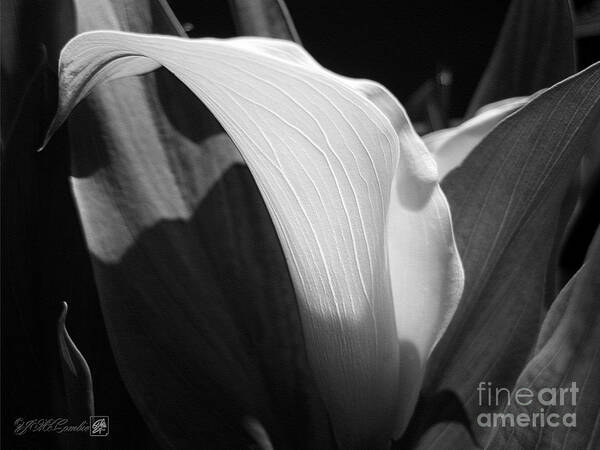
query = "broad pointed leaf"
xmin=418 ymin=63 xmax=600 ymax=449
xmin=44 ymin=31 xmax=463 ymax=448
xmin=47 ymin=0 xmax=335 ymax=448
xmin=486 ymin=223 xmax=600 ymax=449
xmin=466 ymin=0 xmax=576 ymax=117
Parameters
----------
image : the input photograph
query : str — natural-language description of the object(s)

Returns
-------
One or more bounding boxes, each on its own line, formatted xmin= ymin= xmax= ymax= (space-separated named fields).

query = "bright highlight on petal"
xmin=359 ymin=83 xmax=465 ymax=436
xmin=44 ymin=31 xmax=464 ymax=448
xmin=424 ymin=97 xmax=528 ymax=178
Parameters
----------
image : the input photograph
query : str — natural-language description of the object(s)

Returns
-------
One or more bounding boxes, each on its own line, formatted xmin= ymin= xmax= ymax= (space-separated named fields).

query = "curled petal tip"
xmin=244 ymin=417 xmax=274 ymax=450
xmin=49 ymin=31 xmax=465 ymax=447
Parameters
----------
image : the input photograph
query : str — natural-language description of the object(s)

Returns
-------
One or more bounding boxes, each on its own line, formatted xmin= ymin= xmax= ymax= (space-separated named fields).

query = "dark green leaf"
xmin=2 ymin=1 xmax=152 ymax=444
xmin=57 ymin=302 xmax=95 ymax=450
xmin=466 ymin=0 xmax=576 ymax=117
xmin=560 ymin=127 xmax=600 ymax=283
xmin=60 ymin=0 xmax=333 ymax=448
xmin=228 ymin=0 xmax=301 ymax=42
xmin=418 ymin=62 xmax=600 ymax=449
xmin=486 ymin=223 xmax=600 ymax=449
xmin=575 ymin=3 xmax=600 ymax=38
xmin=393 ymin=390 xmax=478 ymax=449
xmin=57 ymin=302 xmax=95 ymax=418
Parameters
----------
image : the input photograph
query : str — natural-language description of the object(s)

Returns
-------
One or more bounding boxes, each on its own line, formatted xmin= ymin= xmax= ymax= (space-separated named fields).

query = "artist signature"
xmin=13 ymin=417 xmax=89 ymax=435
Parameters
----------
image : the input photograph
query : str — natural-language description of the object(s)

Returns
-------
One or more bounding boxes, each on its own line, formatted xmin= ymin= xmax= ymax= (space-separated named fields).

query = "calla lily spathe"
xmin=424 ymin=97 xmax=528 ymax=178
xmin=44 ymin=31 xmax=464 ymax=448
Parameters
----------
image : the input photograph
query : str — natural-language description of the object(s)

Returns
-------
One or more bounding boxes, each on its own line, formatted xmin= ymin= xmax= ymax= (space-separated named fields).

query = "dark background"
xmin=170 ymin=0 xmax=513 ymax=118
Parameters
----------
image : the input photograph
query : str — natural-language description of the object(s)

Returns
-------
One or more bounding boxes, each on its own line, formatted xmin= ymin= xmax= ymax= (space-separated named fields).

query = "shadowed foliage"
xmin=466 ymin=0 xmax=576 ymax=117
xmin=58 ymin=0 xmax=334 ymax=448
xmin=3 ymin=0 xmax=334 ymax=448
xmin=486 ymin=223 xmax=600 ymax=449
xmin=417 ymin=61 xmax=600 ymax=449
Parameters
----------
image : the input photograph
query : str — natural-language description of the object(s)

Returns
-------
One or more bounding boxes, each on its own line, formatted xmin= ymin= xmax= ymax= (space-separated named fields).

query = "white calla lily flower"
xmin=424 ymin=97 xmax=528 ymax=178
xmin=44 ymin=31 xmax=464 ymax=448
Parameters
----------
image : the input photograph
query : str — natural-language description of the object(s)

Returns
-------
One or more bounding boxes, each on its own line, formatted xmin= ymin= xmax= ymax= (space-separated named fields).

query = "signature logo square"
xmin=89 ymin=416 xmax=109 ymax=437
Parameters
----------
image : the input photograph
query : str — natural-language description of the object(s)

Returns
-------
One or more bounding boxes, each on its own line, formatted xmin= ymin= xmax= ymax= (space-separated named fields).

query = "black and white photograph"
xmin=2 ymin=0 xmax=600 ymax=448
